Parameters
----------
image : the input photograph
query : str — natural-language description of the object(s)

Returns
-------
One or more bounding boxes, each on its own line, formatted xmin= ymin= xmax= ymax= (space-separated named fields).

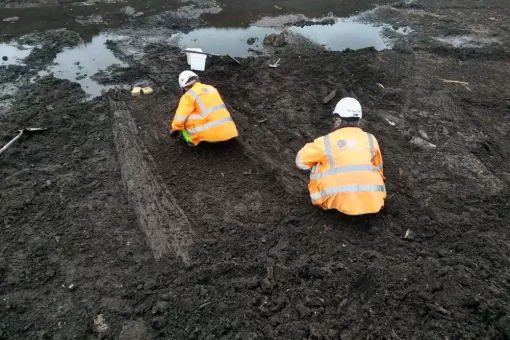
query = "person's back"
xmin=296 ymin=97 xmax=386 ymax=215
xmin=171 ymin=71 xmax=238 ymax=145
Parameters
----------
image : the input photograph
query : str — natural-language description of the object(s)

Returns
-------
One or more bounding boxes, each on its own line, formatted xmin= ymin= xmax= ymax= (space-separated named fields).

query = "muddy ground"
xmin=1 ymin=0 xmax=510 ymax=339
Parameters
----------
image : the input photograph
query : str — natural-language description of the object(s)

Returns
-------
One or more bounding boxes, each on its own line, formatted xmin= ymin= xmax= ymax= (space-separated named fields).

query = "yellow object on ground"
xmin=296 ymin=127 xmax=386 ymax=215
xmin=171 ymin=82 xmax=238 ymax=146
xmin=131 ymin=87 xmax=142 ymax=96
xmin=142 ymin=87 xmax=153 ymax=95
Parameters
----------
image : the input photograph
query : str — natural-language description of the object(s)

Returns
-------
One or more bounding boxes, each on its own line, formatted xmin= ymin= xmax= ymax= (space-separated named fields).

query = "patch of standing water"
xmin=47 ymin=34 xmax=127 ymax=98
xmin=0 ymin=44 xmax=33 ymax=65
xmin=177 ymin=18 xmax=410 ymax=57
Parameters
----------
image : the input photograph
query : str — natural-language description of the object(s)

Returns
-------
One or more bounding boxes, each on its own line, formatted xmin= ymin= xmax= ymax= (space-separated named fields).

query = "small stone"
xmin=418 ymin=129 xmax=430 ymax=140
xmin=136 ymin=284 xmax=143 ymax=290
xmin=243 ymin=169 xmax=252 ymax=175
xmin=266 ymin=267 xmax=274 ymax=280
xmin=296 ymin=303 xmax=311 ymax=318
xmin=339 ymin=298 xmax=349 ymax=309
xmin=93 ymin=314 xmax=110 ymax=335
xmin=322 ymin=90 xmax=337 ymax=104
xmin=403 ymin=229 xmax=416 ymax=241
xmin=263 ymin=33 xmax=286 ymax=47
xmin=45 ymin=269 xmax=55 ymax=278
xmin=2 ymin=16 xmax=19 ymax=23
xmin=2 ymin=56 xmax=7 ymax=61
xmin=120 ymin=6 xmax=136 ymax=16
xmin=260 ymin=278 xmax=273 ymax=294
xmin=247 ymin=37 xmax=257 ymax=45
xmin=151 ymin=316 xmax=167 ymax=329
xmin=160 ymin=293 xmax=172 ymax=301
xmin=410 ymin=136 xmax=436 ymax=149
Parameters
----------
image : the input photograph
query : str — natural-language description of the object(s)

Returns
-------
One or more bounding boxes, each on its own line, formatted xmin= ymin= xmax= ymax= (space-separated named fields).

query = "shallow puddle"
xmin=178 ymin=18 xmax=406 ymax=57
xmin=0 ymin=44 xmax=33 ymax=65
xmin=47 ymin=34 xmax=127 ymax=97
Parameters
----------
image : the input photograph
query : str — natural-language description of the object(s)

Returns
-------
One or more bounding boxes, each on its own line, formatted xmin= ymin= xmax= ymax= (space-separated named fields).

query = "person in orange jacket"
xmin=296 ymin=97 xmax=386 ymax=215
xmin=170 ymin=70 xmax=239 ymax=146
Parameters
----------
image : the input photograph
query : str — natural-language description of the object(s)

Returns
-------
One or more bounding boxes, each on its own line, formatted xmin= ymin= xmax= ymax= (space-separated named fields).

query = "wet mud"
xmin=1 ymin=0 xmax=510 ymax=339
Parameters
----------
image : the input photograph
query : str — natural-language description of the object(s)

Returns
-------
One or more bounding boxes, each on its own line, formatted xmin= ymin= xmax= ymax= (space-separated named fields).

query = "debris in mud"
xmin=322 ymin=89 xmax=337 ymax=104
xmin=2 ymin=56 xmax=7 ymax=61
xmin=410 ymin=136 xmax=436 ymax=149
xmin=93 ymin=314 xmax=110 ymax=337
xmin=120 ymin=6 xmax=144 ymax=18
xmin=403 ymin=229 xmax=416 ymax=241
xmin=2 ymin=16 xmax=19 ymax=23
xmin=419 ymin=129 xmax=429 ymax=140
xmin=75 ymin=14 xmax=104 ymax=25
xmin=263 ymin=33 xmax=287 ymax=47
xmin=247 ymin=37 xmax=257 ymax=45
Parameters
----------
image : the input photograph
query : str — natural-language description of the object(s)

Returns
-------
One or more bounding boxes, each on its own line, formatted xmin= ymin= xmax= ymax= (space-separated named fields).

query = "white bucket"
xmin=186 ymin=48 xmax=207 ymax=72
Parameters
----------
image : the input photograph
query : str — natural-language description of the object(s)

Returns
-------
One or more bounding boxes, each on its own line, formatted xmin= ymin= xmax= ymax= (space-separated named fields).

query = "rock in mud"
xmin=247 ymin=37 xmax=257 ymax=45
xmin=403 ymin=229 xmax=416 ymax=241
xmin=2 ymin=56 xmax=7 ymax=61
xmin=263 ymin=33 xmax=286 ymax=47
xmin=93 ymin=314 xmax=110 ymax=337
xmin=75 ymin=14 xmax=104 ymax=25
xmin=323 ymin=90 xmax=337 ymax=104
xmin=120 ymin=6 xmax=144 ymax=18
xmin=2 ymin=16 xmax=19 ymax=23
xmin=119 ymin=319 xmax=151 ymax=340
xmin=410 ymin=136 xmax=437 ymax=149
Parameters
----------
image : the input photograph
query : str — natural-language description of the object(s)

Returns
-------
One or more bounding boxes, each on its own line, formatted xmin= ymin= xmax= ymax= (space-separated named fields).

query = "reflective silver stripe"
xmin=324 ymin=135 xmax=334 ymax=169
xmin=186 ymin=89 xmax=227 ymax=120
xmin=310 ymin=164 xmax=380 ymax=180
xmin=187 ymin=116 xmax=233 ymax=134
xmin=367 ymin=133 xmax=375 ymax=160
xmin=186 ymin=89 xmax=208 ymax=113
xmin=296 ymin=155 xmax=311 ymax=170
xmin=310 ymin=184 xmax=386 ymax=201
xmin=188 ymin=104 xmax=226 ymax=120
xmin=174 ymin=115 xmax=187 ymax=122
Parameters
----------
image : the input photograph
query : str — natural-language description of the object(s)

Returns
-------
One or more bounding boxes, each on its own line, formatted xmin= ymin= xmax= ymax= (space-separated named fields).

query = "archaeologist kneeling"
xmin=170 ymin=70 xmax=239 ymax=146
xmin=296 ymin=97 xmax=386 ymax=215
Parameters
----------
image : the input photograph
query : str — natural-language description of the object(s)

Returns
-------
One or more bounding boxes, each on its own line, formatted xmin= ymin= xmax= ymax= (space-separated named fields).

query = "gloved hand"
xmin=169 ymin=129 xmax=179 ymax=137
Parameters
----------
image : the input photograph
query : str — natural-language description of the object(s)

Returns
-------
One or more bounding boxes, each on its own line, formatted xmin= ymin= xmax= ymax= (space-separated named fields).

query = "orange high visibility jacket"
xmin=296 ymin=127 xmax=386 ymax=215
xmin=172 ymin=82 xmax=238 ymax=145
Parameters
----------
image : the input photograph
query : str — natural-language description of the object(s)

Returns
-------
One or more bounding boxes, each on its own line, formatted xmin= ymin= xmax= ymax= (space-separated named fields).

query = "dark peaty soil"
xmin=1 ymin=0 xmax=510 ymax=339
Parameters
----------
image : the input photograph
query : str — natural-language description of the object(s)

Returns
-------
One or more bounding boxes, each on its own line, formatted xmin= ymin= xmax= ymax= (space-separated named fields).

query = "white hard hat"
xmin=333 ymin=97 xmax=362 ymax=119
xmin=178 ymin=70 xmax=198 ymax=88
